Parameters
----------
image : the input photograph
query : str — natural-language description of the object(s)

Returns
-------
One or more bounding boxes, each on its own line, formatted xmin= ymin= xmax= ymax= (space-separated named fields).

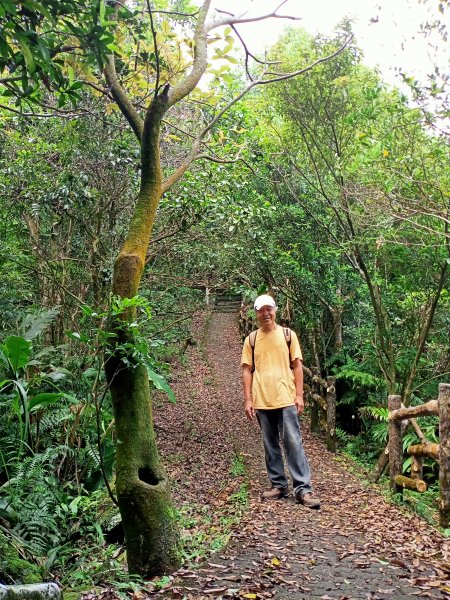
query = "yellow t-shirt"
xmin=241 ymin=326 xmax=303 ymax=410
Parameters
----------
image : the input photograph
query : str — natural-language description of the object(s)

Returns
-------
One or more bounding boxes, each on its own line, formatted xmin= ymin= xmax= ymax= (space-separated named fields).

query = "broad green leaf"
xmin=0 ymin=379 xmax=11 ymax=391
xmin=106 ymin=43 xmax=123 ymax=55
xmin=17 ymin=35 xmax=35 ymax=72
xmin=28 ymin=392 xmax=64 ymax=411
xmin=99 ymin=0 xmax=106 ymax=23
xmin=4 ymin=336 xmax=32 ymax=372
xmin=223 ymin=54 xmax=238 ymax=64
xmin=68 ymin=495 xmax=83 ymax=514
xmin=36 ymin=37 xmax=51 ymax=62
xmin=222 ymin=42 xmax=233 ymax=54
xmin=147 ymin=367 xmax=176 ymax=403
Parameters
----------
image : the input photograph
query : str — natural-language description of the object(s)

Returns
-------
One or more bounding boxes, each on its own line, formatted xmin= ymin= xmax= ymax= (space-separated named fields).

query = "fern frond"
xmin=20 ymin=308 xmax=61 ymax=341
xmin=335 ymin=427 xmax=352 ymax=444
xmin=359 ymin=405 xmax=388 ymax=421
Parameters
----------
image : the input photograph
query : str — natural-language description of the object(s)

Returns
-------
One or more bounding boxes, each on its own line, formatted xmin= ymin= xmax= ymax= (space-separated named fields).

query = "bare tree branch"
xmin=0 ymin=76 xmax=22 ymax=84
xmin=230 ymin=24 xmax=279 ymax=82
xmin=209 ymin=1 xmax=300 ymax=30
xmin=151 ymin=9 xmax=199 ymax=17
xmin=146 ymin=0 xmax=161 ymax=97
xmin=167 ymin=0 xmax=211 ymax=108
xmin=0 ymin=103 xmax=83 ymax=119
xmin=194 ymin=153 xmax=255 ymax=173
xmin=162 ymin=37 xmax=352 ymax=193
xmin=104 ymin=55 xmax=144 ymax=140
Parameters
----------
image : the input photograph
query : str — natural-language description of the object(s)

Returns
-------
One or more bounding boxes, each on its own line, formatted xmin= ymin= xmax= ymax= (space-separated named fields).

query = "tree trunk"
xmin=310 ymin=367 xmax=320 ymax=433
xmin=105 ymin=359 xmax=180 ymax=574
xmin=326 ymin=375 xmax=336 ymax=453
xmin=388 ymin=394 xmax=403 ymax=494
xmin=105 ymin=87 xmax=181 ymax=576
xmin=411 ymin=456 xmax=423 ymax=481
xmin=369 ymin=445 xmax=389 ymax=483
xmin=439 ymin=383 xmax=450 ymax=527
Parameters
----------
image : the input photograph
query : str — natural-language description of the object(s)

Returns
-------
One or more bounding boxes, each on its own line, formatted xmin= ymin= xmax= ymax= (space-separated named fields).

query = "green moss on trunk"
xmin=106 ymin=360 xmax=181 ymax=575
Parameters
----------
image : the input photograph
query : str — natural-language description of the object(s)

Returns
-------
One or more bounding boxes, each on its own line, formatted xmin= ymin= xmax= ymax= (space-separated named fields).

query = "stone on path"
xmin=0 ymin=584 xmax=61 ymax=600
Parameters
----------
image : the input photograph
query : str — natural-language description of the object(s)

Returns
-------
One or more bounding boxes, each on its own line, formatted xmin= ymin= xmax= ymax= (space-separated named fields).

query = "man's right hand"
xmin=244 ymin=398 xmax=255 ymax=421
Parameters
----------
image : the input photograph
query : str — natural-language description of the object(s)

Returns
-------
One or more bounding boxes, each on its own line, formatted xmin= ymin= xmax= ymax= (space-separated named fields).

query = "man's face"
xmin=256 ymin=305 xmax=277 ymax=327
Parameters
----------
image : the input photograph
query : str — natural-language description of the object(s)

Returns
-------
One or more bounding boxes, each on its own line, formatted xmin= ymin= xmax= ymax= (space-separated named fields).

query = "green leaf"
xmin=67 ymin=64 xmax=74 ymax=84
xmin=106 ymin=43 xmax=123 ymax=54
xmin=99 ymin=0 xmax=106 ymax=23
xmin=22 ymin=0 xmax=54 ymax=22
xmin=36 ymin=36 xmax=51 ymax=62
xmin=28 ymin=392 xmax=64 ymax=411
xmin=17 ymin=34 xmax=35 ymax=72
xmin=4 ymin=336 xmax=32 ymax=372
xmin=147 ymin=367 xmax=176 ymax=403
xmin=0 ymin=379 xmax=11 ymax=391
xmin=223 ymin=54 xmax=238 ymax=64
xmin=68 ymin=495 xmax=83 ymax=515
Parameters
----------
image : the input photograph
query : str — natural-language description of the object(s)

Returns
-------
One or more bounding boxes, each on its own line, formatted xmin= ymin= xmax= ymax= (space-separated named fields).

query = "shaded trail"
xmin=153 ymin=310 xmax=449 ymax=599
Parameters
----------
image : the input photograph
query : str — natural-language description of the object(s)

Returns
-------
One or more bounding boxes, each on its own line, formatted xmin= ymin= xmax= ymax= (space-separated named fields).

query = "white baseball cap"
xmin=254 ymin=294 xmax=277 ymax=311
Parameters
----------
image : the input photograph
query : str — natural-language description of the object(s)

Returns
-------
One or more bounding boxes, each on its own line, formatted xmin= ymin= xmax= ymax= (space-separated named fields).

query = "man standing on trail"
xmin=241 ymin=294 xmax=320 ymax=509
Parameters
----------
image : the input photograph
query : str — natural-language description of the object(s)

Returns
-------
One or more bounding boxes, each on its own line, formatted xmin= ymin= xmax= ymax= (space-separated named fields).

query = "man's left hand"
xmin=295 ymin=395 xmax=305 ymax=415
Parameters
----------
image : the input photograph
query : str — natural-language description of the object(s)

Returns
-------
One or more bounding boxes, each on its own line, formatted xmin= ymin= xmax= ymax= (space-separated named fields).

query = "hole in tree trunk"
xmin=139 ymin=467 xmax=160 ymax=485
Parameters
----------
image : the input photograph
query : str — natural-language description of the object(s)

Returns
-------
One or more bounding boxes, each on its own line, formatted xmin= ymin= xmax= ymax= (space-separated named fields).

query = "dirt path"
xmin=152 ymin=311 xmax=450 ymax=600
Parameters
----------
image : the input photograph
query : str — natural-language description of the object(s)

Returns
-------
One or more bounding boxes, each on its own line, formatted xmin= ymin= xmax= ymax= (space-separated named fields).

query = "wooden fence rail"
xmin=388 ymin=383 xmax=450 ymax=527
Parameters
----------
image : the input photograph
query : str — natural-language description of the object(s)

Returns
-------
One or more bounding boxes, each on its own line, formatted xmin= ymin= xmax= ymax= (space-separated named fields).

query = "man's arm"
xmin=242 ymin=364 xmax=255 ymax=421
xmin=292 ymin=358 xmax=305 ymax=415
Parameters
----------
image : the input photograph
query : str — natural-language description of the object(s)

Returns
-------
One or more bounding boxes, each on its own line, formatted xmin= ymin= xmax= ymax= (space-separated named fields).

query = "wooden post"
xmin=411 ymin=456 xmax=423 ymax=481
xmin=388 ymin=394 xmax=403 ymax=494
xmin=439 ymin=383 xmax=450 ymax=527
xmin=326 ymin=376 xmax=336 ymax=453
xmin=310 ymin=368 xmax=320 ymax=433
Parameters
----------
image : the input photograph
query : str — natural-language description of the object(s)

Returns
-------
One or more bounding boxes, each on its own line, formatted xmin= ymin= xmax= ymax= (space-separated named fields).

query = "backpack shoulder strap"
xmin=249 ymin=330 xmax=257 ymax=372
xmin=283 ymin=327 xmax=293 ymax=368
xmin=283 ymin=327 xmax=291 ymax=347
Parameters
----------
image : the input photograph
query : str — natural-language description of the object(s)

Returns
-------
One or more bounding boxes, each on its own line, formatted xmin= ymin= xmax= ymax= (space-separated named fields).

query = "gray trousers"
xmin=256 ymin=405 xmax=312 ymax=494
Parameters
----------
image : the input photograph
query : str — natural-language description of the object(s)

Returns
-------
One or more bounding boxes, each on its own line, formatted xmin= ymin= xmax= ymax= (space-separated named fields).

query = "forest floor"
xmin=97 ymin=309 xmax=450 ymax=599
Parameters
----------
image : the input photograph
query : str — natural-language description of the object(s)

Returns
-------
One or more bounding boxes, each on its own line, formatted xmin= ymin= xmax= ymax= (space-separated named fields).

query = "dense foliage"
xmin=0 ymin=0 xmax=449 ymax=591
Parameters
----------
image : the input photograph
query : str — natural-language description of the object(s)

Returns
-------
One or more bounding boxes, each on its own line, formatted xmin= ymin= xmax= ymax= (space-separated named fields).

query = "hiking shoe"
xmin=295 ymin=490 xmax=321 ymax=509
xmin=262 ymin=486 xmax=289 ymax=500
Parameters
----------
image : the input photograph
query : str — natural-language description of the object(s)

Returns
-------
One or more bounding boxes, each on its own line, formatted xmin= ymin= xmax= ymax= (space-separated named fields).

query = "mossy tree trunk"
xmin=104 ymin=86 xmax=181 ymax=576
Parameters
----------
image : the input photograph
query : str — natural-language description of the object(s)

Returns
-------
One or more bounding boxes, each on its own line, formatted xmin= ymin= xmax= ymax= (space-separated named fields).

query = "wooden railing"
xmin=388 ymin=383 xmax=450 ymax=527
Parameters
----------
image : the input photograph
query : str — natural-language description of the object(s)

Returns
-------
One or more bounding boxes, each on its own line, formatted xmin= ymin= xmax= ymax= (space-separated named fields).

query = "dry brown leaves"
xmin=85 ymin=311 xmax=450 ymax=599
